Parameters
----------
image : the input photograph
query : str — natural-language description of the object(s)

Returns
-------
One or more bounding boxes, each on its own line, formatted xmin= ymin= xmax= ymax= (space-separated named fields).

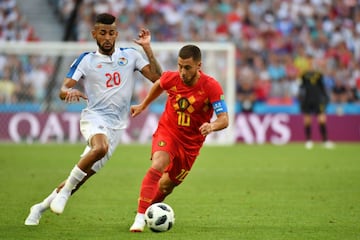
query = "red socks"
xmin=151 ymin=189 xmax=166 ymax=204
xmin=137 ymin=168 xmax=162 ymax=213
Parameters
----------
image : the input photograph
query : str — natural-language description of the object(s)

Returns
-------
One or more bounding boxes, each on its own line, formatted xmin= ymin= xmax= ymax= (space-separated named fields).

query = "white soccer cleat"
xmin=129 ymin=213 xmax=145 ymax=232
xmin=323 ymin=141 xmax=335 ymax=149
xmin=305 ymin=141 xmax=313 ymax=149
xmin=25 ymin=203 xmax=44 ymax=226
xmin=50 ymin=190 xmax=70 ymax=214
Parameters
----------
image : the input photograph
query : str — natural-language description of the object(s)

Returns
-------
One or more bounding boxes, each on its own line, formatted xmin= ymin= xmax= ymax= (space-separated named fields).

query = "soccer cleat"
xmin=25 ymin=203 xmax=44 ymax=226
xmin=50 ymin=190 xmax=71 ymax=214
xmin=129 ymin=214 xmax=146 ymax=232
xmin=305 ymin=141 xmax=313 ymax=149
xmin=323 ymin=141 xmax=335 ymax=149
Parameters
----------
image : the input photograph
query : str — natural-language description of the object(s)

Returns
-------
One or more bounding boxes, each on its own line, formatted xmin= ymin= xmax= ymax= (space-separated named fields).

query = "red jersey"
xmin=156 ymin=71 xmax=225 ymax=152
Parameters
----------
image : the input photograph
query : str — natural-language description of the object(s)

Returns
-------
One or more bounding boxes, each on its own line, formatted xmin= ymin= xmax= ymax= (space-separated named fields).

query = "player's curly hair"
xmin=95 ymin=13 xmax=116 ymax=25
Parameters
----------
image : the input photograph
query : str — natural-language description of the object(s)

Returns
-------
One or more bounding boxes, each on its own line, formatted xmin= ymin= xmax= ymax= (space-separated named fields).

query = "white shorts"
xmin=79 ymin=111 xmax=123 ymax=172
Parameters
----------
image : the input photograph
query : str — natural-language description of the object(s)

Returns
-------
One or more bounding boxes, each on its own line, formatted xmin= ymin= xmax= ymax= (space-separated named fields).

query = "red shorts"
xmin=151 ymin=129 xmax=200 ymax=185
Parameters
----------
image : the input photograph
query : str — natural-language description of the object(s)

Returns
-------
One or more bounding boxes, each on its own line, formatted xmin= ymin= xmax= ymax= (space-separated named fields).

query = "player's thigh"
xmin=79 ymin=118 xmax=109 ymax=158
xmin=151 ymin=131 xmax=176 ymax=171
xmin=80 ymin=116 xmax=108 ymax=145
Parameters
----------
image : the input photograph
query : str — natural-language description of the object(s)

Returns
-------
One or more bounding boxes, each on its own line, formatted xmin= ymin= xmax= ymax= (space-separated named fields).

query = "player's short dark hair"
xmin=95 ymin=13 xmax=116 ymax=25
xmin=179 ymin=45 xmax=201 ymax=62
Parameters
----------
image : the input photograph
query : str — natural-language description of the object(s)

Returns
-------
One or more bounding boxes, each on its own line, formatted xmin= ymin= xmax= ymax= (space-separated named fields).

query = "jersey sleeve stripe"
xmin=66 ymin=52 xmax=90 ymax=78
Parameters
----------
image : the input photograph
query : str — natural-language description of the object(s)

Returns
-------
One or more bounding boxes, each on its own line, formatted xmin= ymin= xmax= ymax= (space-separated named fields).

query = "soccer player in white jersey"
xmin=24 ymin=13 xmax=162 ymax=226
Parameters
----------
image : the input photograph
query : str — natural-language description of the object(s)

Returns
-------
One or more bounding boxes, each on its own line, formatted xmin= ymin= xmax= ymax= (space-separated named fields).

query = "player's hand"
xmin=64 ymin=89 xmax=88 ymax=103
xmin=130 ymin=104 xmax=145 ymax=117
xmin=199 ymin=122 xmax=213 ymax=136
xmin=133 ymin=28 xmax=151 ymax=46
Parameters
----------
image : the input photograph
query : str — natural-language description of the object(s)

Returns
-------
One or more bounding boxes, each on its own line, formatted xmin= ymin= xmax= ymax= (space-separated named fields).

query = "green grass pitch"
xmin=0 ymin=143 xmax=359 ymax=240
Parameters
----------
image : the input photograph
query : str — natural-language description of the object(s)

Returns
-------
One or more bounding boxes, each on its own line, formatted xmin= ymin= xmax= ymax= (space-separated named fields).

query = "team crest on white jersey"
xmin=118 ymin=57 xmax=128 ymax=66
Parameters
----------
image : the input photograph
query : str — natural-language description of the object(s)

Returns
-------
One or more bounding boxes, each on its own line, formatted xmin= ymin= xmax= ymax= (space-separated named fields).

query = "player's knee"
xmin=91 ymin=144 xmax=108 ymax=159
xmin=151 ymin=159 xmax=170 ymax=172
xmin=151 ymin=152 xmax=171 ymax=172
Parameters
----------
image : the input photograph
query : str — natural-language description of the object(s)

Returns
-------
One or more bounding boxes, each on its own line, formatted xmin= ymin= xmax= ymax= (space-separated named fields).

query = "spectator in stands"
xmin=25 ymin=61 xmax=48 ymax=101
xmin=14 ymin=71 xmax=34 ymax=102
xmin=322 ymin=68 xmax=336 ymax=99
xmin=283 ymin=53 xmax=300 ymax=99
xmin=350 ymin=61 xmax=360 ymax=101
xmin=5 ymin=54 xmax=21 ymax=83
xmin=236 ymin=65 xmax=256 ymax=113
xmin=253 ymin=56 xmax=271 ymax=102
xmin=0 ymin=0 xmax=52 ymax=104
xmin=346 ymin=60 xmax=359 ymax=103
xmin=0 ymin=54 xmax=6 ymax=76
xmin=333 ymin=58 xmax=353 ymax=102
xmin=331 ymin=78 xmax=348 ymax=117
xmin=0 ymin=67 xmax=15 ymax=103
xmin=294 ymin=45 xmax=312 ymax=77
xmin=267 ymin=53 xmax=286 ymax=97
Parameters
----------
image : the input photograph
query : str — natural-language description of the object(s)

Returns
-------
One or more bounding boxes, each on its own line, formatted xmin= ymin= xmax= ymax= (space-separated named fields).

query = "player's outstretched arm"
xmin=133 ymin=28 xmax=162 ymax=82
xmin=131 ymin=80 xmax=163 ymax=117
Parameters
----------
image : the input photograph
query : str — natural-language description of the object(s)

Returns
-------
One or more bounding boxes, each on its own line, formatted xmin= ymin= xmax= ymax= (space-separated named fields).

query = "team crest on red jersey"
xmin=178 ymin=97 xmax=190 ymax=111
xmin=158 ymin=140 xmax=166 ymax=147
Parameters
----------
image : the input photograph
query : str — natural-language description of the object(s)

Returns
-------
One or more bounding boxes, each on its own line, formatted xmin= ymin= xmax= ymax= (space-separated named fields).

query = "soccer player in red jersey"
xmin=129 ymin=44 xmax=229 ymax=232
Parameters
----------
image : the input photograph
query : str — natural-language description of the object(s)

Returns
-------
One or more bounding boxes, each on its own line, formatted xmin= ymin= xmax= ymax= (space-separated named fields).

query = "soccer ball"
xmin=144 ymin=202 xmax=175 ymax=232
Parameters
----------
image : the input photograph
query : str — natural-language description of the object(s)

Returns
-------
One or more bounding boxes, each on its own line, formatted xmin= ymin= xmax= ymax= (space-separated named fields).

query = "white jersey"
xmin=66 ymin=47 xmax=149 ymax=129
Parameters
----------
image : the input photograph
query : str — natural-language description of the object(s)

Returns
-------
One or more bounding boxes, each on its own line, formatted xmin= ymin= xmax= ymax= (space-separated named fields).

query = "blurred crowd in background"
xmin=0 ymin=0 xmax=360 ymax=113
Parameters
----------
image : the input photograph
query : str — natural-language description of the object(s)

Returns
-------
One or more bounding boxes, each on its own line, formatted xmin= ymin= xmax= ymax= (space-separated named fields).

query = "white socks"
xmin=62 ymin=165 xmax=87 ymax=193
xmin=41 ymin=189 xmax=57 ymax=208
xmin=35 ymin=188 xmax=57 ymax=212
xmin=34 ymin=166 xmax=86 ymax=213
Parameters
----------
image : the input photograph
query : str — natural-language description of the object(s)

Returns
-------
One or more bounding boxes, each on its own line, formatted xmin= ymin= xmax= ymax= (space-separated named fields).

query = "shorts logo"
xmin=158 ymin=140 xmax=166 ymax=147
xmin=118 ymin=57 xmax=128 ymax=66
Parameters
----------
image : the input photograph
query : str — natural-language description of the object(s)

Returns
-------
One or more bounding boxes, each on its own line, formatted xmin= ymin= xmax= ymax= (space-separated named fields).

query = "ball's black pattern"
xmin=144 ymin=203 xmax=175 ymax=232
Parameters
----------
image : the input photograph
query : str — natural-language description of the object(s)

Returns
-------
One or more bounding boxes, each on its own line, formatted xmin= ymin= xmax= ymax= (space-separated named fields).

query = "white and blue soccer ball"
xmin=144 ymin=202 xmax=175 ymax=232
